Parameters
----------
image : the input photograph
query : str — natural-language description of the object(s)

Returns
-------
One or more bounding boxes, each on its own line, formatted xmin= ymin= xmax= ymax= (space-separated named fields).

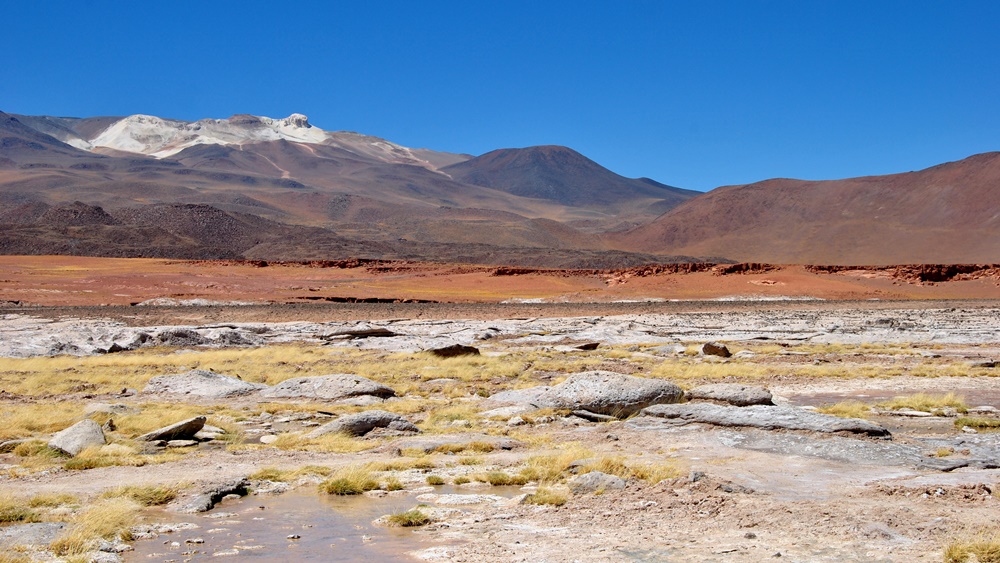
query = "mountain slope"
xmin=617 ymin=152 xmax=1000 ymax=264
xmin=441 ymin=145 xmax=699 ymax=216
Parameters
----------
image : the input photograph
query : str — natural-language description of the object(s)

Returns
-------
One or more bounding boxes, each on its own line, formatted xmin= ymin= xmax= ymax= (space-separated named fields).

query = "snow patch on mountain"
xmin=80 ymin=112 xmax=457 ymax=170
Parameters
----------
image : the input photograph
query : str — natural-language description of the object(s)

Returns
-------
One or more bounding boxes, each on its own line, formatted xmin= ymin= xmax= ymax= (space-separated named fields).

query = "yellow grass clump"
xmin=51 ymin=497 xmax=141 ymax=555
xmin=878 ymin=392 xmax=968 ymax=413
xmin=816 ymin=400 xmax=871 ymax=419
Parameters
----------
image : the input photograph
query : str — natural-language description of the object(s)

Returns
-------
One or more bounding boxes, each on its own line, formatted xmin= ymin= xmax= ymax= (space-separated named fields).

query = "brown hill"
xmin=616 ymin=152 xmax=1000 ymax=264
xmin=441 ymin=146 xmax=699 ymax=220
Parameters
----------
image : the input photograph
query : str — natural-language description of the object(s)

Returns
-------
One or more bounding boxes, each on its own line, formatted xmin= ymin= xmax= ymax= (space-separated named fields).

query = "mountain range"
xmin=1 ymin=110 xmax=997 ymax=266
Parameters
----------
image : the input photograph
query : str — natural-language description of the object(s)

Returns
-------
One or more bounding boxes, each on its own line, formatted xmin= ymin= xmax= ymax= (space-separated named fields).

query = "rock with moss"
xmin=48 ymin=419 xmax=106 ymax=456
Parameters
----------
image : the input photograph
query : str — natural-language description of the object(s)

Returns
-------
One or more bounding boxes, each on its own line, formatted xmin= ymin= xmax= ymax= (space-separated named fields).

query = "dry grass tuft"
xmin=878 ymin=392 xmax=968 ymax=414
xmin=0 ymin=494 xmax=38 ymax=524
xmin=386 ymin=508 xmax=431 ymax=527
xmin=51 ymin=497 xmax=140 ymax=555
xmin=101 ymin=485 xmax=177 ymax=506
xmin=816 ymin=400 xmax=871 ymax=419
xmin=270 ymin=432 xmax=375 ymax=453
xmin=525 ymin=487 xmax=568 ymax=506
xmin=944 ymin=532 xmax=1000 ymax=563
xmin=318 ymin=464 xmax=379 ymax=495
xmin=956 ymin=417 xmax=1000 ymax=430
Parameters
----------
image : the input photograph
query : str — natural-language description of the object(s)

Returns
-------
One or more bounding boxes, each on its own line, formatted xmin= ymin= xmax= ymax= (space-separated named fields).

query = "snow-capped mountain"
xmin=15 ymin=112 xmax=466 ymax=170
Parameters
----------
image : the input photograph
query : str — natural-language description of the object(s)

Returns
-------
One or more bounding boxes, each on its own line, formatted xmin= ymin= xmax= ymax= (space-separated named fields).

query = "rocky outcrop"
xmin=306 ymin=410 xmax=420 ymax=438
xmin=142 ymin=370 xmax=265 ymax=398
xmin=686 ymin=384 xmax=773 ymax=406
xmin=259 ymin=374 xmax=395 ymax=401
xmin=48 ymin=419 xmax=105 ymax=456
xmin=641 ymin=403 xmax=890 ymax=437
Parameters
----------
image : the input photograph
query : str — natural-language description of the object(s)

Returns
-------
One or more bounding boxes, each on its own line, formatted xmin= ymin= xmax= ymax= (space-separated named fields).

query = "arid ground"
xmin=1 ymin=257 xmax=999 ymax=562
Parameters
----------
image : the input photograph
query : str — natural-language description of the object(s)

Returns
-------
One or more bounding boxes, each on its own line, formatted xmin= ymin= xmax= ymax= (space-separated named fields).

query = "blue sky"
xmin=3 ymin=1 xmax=999 ymax=191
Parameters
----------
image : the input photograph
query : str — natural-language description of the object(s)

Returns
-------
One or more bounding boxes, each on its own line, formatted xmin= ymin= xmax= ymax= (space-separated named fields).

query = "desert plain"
xmin=1 ymin=257 xmax=1000 ymax=562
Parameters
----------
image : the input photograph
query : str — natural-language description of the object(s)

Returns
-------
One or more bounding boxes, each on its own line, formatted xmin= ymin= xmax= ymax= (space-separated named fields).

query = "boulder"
xmin=138 ymin=416 xmax=207 ymax=442
xmin=177 ymin=478 xmax=250 ymax=513
xmin=701 ymin=342 xmax=731 ymax=358
xmin=641 ymin=403 xmax=890 ymax=437
xmin=569 ymin=471 xmax=626 ymax=494
xmin=427 ymin=344 xmax=480 ymax=358
xmin=307 ymin=410 xmax=419 ymax=438
xmin=259 ymin=374 xmax=395 ymax=401
xmin=48 ymin=419 xmax=106 ymax=456
xmin=549 ymin=371 xmax=684 ymax=418
xmin=143 ymin=370 xmax=265 ymax=398
xmin=686 ymin=384 xmax=774 ymax=406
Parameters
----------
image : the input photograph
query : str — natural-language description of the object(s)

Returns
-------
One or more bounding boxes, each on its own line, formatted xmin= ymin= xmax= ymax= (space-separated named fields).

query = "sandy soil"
xmin=2 ymin=256 xmax=1000 ymax=307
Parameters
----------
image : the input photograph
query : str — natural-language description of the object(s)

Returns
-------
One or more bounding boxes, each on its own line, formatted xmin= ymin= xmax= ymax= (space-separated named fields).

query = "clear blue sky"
xmin=3 ymin=1 xmax=999 ymax=191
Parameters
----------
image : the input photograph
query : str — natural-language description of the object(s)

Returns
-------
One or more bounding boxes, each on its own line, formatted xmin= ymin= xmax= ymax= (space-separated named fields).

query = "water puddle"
xmin=128 ymin=487 xmax=475 ymax=562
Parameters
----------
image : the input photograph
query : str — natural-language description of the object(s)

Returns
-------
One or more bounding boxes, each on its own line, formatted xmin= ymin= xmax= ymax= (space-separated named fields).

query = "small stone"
xmin=744 ymin=532 xmax=757 ymax=539
xmin=962 ymin=426 xmax=978 ymax=434
xmin=287 ymin=534 xmax=301 ymax=540
xmin=186 ymin=537 xmax=205 ymax=544
xmin=507 ymin=416 xmax=526 ymax=427
xmin=259 ymin=434 xmax=279 ymax=444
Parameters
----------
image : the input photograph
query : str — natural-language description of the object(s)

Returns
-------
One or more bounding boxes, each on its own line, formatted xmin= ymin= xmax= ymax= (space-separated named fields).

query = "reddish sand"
xmin=1 ymin=256 xmax=1000 ymax=307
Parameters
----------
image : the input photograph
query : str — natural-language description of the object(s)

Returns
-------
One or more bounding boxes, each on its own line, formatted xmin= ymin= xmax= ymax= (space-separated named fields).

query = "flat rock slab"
xmin=307 ymin=410 xmax=419 ymax=438
xmin=259 ymin=374 xmax=395 ymax=401
xmin=391 ymin=433 xmax=525 ymax=453
xmin=642 ymin=403 xmax=890 ymax=437
xmin=48 ymin=419 xmax=105 ymax=456
xmin=484 ymin=371 xmax=683 ymax=418
xmin=686 ymin=383 xmax=774 ymax=406
xmin=415 ymin=493 xmax=506 ymax=505
xmin=139 ymin=416 xmax=206 ymax=442
xmin=143 ymin=369 xmax=266 ymax=398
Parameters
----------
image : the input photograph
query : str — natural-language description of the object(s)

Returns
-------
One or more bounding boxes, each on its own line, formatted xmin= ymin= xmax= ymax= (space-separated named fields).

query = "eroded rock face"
xmin=259 ymin=374 xmax=395 ymax=401
xmin=143 ymin=370 xmax=266 ymax=398
xmin=686 ymin=384 xmax=774 ymax=406
xmin=306 ymin=410 xmax=419 ymax=438
xmin=138 ymin=416 xmax=207 ymax=442
xmin=48 ymin=419 xmax=105 ymax=456
xmin=642 ymin=403 xmax=890 ymax=437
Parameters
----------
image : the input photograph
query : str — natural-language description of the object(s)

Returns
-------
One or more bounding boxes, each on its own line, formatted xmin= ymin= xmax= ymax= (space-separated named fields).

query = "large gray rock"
xmin=307 ymin=410 xmax=419 ymax=438
xmin=259 ymin=374 xmax=395 ymax=401
xmin=569 ymin=471 xmax=626 ymax=494
xmin=138 ymin=416 xmax=206 ymax=442
xmin=484 ymin=371 xmax=683 ymax=418
xmin=642 ymin=403 xmax=890 ymax=437
xmin=143 ymin=370 xmax=265 ymax=398
xmin=543 ymin=372 xmax=682 ymax=416
xmin=48 ymin=419 xmax=106 ymax=456
xmin=686 ymin=384 xmax=774 ymax=406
